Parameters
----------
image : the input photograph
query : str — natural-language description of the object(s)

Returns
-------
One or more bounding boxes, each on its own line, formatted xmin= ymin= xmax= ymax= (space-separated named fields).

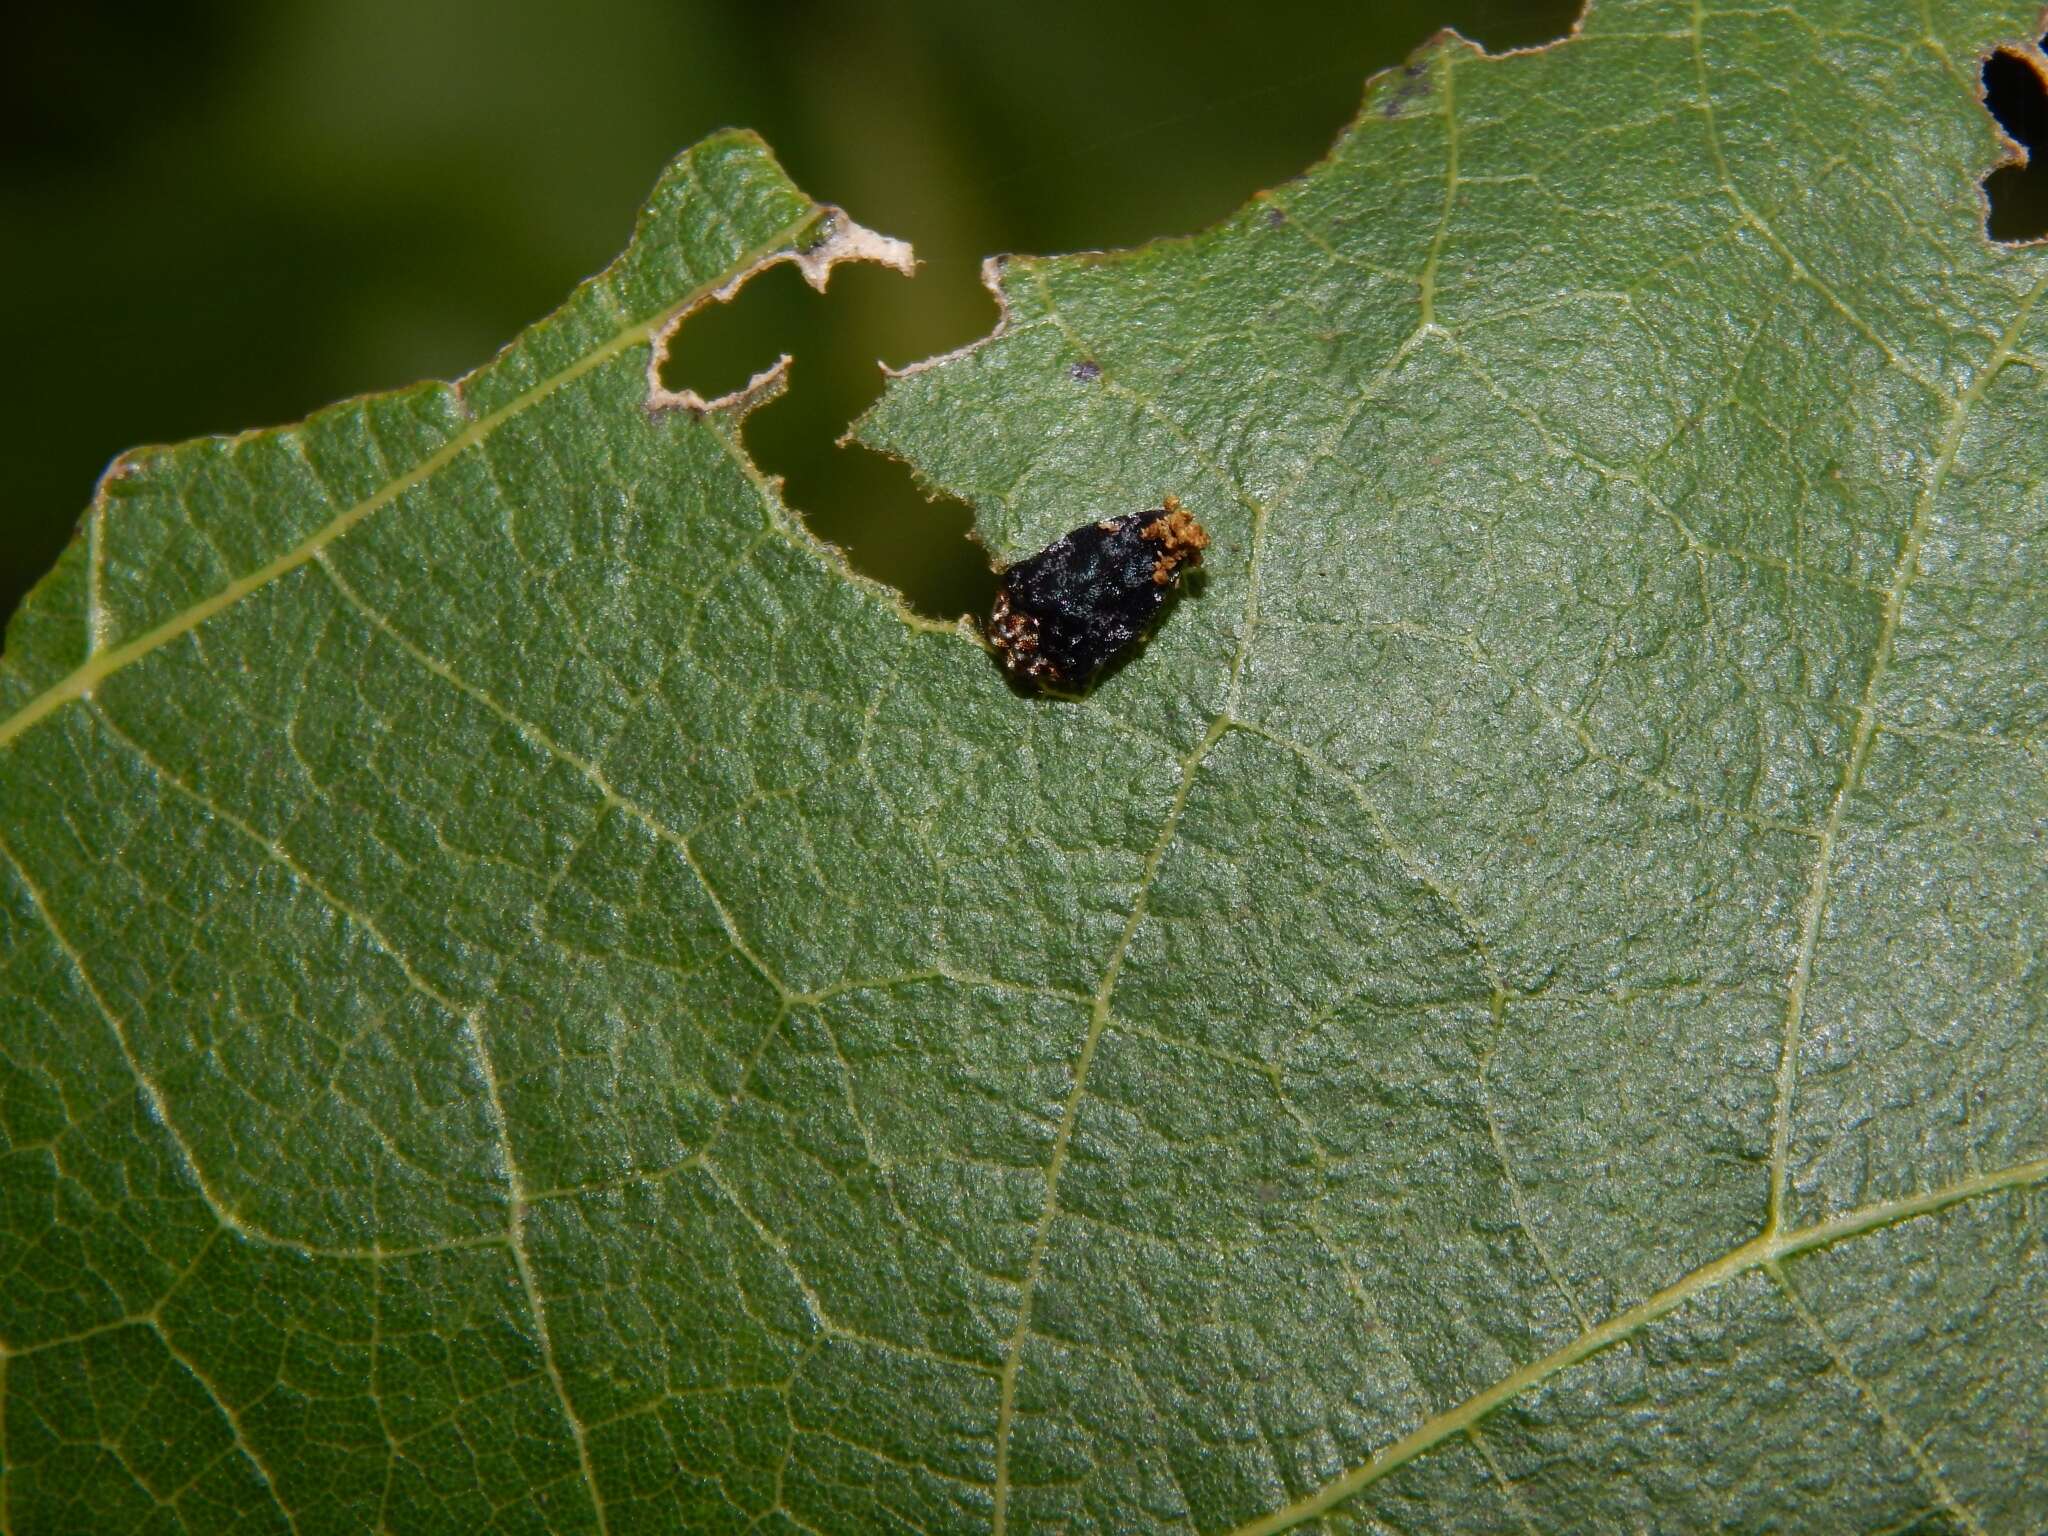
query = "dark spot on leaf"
xmin=1981 ymin=43 xmax=2048 ymax=242
xmin=988 ymin=499 xmax=1208 ymax=692
xmin=1382 ymin=64 xmax=1435 ymax=119
xmin=1069 ymin=359 xmax=1101 ymax=381
xmin=1265 ymin=205 xmax=1288 ymax=228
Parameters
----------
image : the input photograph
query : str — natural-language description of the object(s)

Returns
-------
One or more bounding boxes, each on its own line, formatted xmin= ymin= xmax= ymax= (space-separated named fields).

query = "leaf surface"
xmin=4 ymin=5 xmax=2047 ymax=1533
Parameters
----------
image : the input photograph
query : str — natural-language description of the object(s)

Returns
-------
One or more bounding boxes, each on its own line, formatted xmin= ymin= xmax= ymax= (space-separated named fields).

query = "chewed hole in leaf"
xmin=1981 ymin=43 xmax=2048 ymax=242
xmin=656 ymin=260 xmax=998 ymax=623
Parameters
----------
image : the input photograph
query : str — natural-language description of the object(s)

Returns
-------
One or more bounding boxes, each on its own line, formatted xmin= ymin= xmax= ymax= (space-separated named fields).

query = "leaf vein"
xmin=1228 ymin=1153 xmax=2048 ymax=1535
xmin=1763 ymin=264 xmax=2048 ymax=1232
xmin=1769 ymin=1262 xmax=1989 ymax=1536
xmin=990 ymin=710 xmax=1233 ymax=1536
xmin=0 ymin=200 xmax=825 ymax=755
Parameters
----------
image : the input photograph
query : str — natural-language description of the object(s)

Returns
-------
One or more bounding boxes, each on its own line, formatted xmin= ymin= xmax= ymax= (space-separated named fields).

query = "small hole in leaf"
xmin=1982 ymin=44 xmax=2048 ymax=242
xmin=657 ymin=260 xmax=998 ymax=623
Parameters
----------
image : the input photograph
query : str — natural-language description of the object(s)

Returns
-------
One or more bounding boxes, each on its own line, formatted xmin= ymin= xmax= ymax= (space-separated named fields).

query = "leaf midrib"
xmin=1229 ymin=1152 xmax=2048 ymax=1536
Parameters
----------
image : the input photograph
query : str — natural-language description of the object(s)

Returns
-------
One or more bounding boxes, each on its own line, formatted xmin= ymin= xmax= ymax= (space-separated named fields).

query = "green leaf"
xmin=3 ymin=4 xmax=2045 ymax=1531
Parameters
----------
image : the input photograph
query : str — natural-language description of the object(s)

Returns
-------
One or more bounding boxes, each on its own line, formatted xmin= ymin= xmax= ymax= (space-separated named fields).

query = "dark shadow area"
xmin=1983 ymin=44 xmax=2048 ymax=242
xmin=0 ymin=0 xmax=1583 ymax=636
xmin=659 ymin=260 xmax=998 ymax=621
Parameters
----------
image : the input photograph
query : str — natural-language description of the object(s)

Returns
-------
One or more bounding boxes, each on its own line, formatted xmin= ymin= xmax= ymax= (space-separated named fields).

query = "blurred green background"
xmin=2 ymin=0 xmax=1593 ymax=630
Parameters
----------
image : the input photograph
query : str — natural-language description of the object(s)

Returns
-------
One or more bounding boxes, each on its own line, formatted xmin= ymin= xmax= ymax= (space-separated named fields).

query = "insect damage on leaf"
xmin=987 ymin=496 xmax=1208 ymax=689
